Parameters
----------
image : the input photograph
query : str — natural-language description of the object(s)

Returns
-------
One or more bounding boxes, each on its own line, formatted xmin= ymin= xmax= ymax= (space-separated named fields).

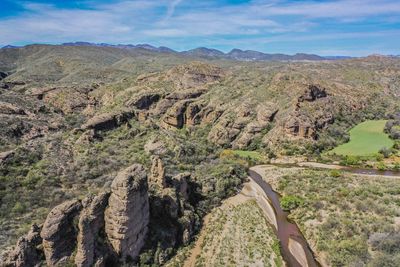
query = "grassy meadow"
xmin=329 ymin=120 xmax=394 ymax=156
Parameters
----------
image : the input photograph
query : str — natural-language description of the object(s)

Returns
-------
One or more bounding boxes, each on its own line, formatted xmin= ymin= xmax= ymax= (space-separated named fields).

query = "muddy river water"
xmin=249 ymin=168 xmax=319 ymax=267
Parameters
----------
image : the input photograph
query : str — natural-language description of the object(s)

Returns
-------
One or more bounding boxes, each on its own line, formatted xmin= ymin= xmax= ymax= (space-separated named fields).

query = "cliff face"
xmin=75 ymin=192 xmax=110 ymax=267
xmin=1 ymin=225 xmax=43 ymax=267
xmin=105 ymin=164 xmax=150 ymax=261
xmin=1 ymin=164 xmax=151 ymax=266
xmin=41 ymin=199 xmax=83 ymax=266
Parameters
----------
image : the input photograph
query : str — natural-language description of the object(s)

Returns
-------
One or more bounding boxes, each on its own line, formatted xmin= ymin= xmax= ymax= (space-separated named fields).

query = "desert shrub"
xmin=340 ymin=155 xmax=361 ymax=166
xmin=280 ymin=195 xmax=304 ymax=211
xmin=330 ymin=170 xmax=342 ymax=178
xmin=379 ymin=147 xmax=392 ymax=158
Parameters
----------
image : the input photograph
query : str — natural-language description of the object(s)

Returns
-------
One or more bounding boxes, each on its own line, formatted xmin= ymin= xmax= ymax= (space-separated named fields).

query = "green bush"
xmin=280 ymin=195 xmax=304 ymax=211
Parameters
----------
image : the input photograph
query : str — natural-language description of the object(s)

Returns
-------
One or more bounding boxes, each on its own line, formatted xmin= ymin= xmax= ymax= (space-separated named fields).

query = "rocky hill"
xmin=0 ymin=45 xmax=399 ymax=266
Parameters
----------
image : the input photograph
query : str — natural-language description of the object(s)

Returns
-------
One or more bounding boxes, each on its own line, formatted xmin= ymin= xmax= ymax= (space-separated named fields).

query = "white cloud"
xmin=0 ymin=0 xmax=399 ymax=55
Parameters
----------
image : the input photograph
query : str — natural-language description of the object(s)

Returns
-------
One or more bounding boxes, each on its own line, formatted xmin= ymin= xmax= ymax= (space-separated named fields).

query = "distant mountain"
xmin=181 ymin=47 xmax=226 ymax=58
xmin=324 ymin=56 xmax=354 ymax=60
xmin=61 ymin=42 xmax=177 ymax=53
xmin=1 ymin=45 xmax=19 ymax=49
xmin=226 ymin=49 xmax=325 ymax=61
xmin=0 ymin=41 xmax=361 ymax=61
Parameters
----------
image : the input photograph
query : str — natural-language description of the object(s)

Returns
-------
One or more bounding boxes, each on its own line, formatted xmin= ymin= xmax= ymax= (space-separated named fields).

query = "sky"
xmin=0 ymin=0 xmax=399 ymax=56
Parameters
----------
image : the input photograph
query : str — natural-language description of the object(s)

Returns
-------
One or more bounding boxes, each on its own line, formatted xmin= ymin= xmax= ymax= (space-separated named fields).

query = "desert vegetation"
xmin=263 ymin=166 xmax=400 ymax=266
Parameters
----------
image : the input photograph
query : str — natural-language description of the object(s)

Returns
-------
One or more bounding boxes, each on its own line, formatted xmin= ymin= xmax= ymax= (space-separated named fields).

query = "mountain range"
xmin=2 ymin=42 xmax=354 ymax=61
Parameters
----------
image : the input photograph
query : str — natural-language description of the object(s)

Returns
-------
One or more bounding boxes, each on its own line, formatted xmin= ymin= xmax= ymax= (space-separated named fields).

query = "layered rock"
xmin=160 ymin=100 xmax=191 ymax=129
xmin=152 ymin=88 xmax=206 ymax=116
xmin=75 ymin=192 xmax=110 ymax=267
xmin=165 ymin=62 xmax=225 ymax=89
xmin=0 ymin=224 xmax=43 ymax=267
xmin=105 ymin=164 xmax=149 ymax=261
xmin=81 ymin=109 xmax=135 ymax=132
xmin=284 ymin=84 xmax=334 ymax=139
xmin=149 ymin=155 xmax=166 ymax=188
xmin=126 ymin=92 xmax=161 ymax=110
xmin=41 ymin=199 xmax=82 ymax=266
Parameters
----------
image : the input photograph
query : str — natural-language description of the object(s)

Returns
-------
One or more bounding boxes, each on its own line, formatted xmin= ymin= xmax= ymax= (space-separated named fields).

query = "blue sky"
xmin=0 ymin=0 xmax=399 ymax=56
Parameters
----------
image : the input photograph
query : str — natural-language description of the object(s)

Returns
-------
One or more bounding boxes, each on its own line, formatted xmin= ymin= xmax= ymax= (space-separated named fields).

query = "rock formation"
xmin=105 ymin=164 xmax=150 ymax=261
xmin=41 ymin=199 xmax=82 ymax=266
xmin=126 ymin=92 xmax=161 ymax=110
xmin=81 ymin=109 xmax=135 ymax=132
xmin=149 ymin=155 xmax=166 ymax=188
xmin=75 ymin=192 xmax=110 ymax=267
xmin=173 ymin=172 xmax=190 ymax=201
xmin=0 ymin=224 xmax=43 ymax=267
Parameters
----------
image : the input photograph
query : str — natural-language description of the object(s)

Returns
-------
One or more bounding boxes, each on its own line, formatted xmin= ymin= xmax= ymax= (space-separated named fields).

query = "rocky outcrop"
xmin=0 ymin=71 xmax=8 ymax=80
xmin=144 ymin=138 xmax=167 ymax=156
xmin=172 ymin=172 xmax=190 ymax=201
xmin=152 ymin=88 xmax=206 ymax=116
xmin=284 ymin=85 xmax=334 ymax=139
xmin=185 ymin=102 xmax=204 ymax=126
xmin=75 ymin=193 xmax=110 ymax=267
xmin=81 ymin=109 xmax=135 ymax=132
xmin=298 ymin=85 xmax=327 ymax=102
xmin=1 ymin=224 xmax=43 ymax=267
xmin=161 ymin=188 xmax=179 ymax=219
xmin=0 ymin=149 xmax=15 ymax=164
xmin=149 ymin=155 xmax=166 ymax=188
xmin=160 ymin=100 xmax=191 ymax=129
xmin=180 ymin=210 xmax=196 ymax=245
xmin=41 ymin=199 xmax=82 ymax=266
xmin=105 ymin=164 xmax=149 ymax=261
xmin=126 ymin=92 xmax=161 ymax=110
xmin=166 ymin=62 xmax=225 ymax=89
xmin=0 ymin=102 xmax=26 ymax=115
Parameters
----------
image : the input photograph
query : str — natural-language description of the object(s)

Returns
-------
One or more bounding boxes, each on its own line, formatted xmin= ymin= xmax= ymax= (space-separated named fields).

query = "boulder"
xmin=0 ymin=224 xmax=43 ymax=267
xmin=105 ymin=164 xmax=149 ymax=262
xmin=41 ymin=200 xmax=82 ymax=266
xmin=75 ymin=192 xmax=110 ymax=267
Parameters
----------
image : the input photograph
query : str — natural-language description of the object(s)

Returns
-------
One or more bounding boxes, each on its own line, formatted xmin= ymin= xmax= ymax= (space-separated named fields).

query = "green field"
xmin=329 ymin=120 xmax=394 ymax=156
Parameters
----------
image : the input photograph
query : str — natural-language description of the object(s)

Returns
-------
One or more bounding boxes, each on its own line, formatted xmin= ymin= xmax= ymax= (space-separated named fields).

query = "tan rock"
xmin=75 ymin=192 xmax=110 ymax=267
xmin=160 ymin=100 xmax=191 ymax=129
xmin=81 ymin=109 xmax=135 ymax=132
xmin=149 ymin=155 xmax=166 ymax=188
xmin=41 ymin=199 xmax=82 ymax=266
xmin=0 ymin=224 xmax=42 ymax=267
xmin=105 ymin=164 xmax=149 ymax=261
xmin=125 ymin=92 xmax=161 ymax=110
xmin=144 ymin=138 xmax=167 ymax=155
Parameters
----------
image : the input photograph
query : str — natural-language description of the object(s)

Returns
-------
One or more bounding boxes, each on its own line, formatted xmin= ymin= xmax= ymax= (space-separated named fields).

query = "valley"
xmin=0 ymin=44 xmax=399 ymax=266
